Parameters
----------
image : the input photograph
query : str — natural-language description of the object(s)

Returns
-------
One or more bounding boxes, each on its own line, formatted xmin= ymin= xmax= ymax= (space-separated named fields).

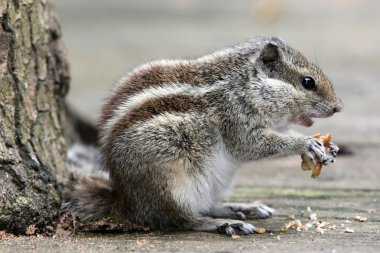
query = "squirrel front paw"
xmin=304 ymin=138 xmax=335 ymax=165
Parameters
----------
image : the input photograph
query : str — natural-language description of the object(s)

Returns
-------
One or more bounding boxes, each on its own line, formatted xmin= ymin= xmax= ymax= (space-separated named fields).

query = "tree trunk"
xmin=0 ymin=0 xmax=70 ymax=234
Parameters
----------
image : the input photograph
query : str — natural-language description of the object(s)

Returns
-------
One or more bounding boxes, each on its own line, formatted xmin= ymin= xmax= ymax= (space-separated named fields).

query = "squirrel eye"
xmin=301 ymin=76 xmax=316 ymax=90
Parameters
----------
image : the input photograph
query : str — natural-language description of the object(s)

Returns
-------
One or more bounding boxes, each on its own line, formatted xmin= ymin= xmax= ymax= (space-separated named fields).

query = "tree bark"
xmin=0 ymin=0 xmax=70 ymax=234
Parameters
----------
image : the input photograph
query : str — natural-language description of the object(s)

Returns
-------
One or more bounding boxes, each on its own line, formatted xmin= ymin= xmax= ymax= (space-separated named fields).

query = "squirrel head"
xmin=244 ymin=37 xmax=343 ymax=127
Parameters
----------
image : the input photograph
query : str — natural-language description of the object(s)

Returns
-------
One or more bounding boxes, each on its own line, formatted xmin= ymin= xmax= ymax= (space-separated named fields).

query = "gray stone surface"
xmin=1 ymin=186 xmax=379 ymax=253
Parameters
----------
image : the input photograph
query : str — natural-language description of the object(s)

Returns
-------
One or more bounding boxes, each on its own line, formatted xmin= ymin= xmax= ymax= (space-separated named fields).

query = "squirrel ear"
xmin=258 ymin=42 xmax=285 ymax=73
xmin=259 ymin=42 xmax=281 ymax=64
xmin=270 ymin=36 xmax=285 ymax=45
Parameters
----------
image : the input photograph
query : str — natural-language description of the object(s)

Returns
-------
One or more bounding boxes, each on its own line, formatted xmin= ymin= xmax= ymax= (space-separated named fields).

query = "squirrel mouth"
xmin=291 ymin=115 xmax=314 ymax=127
xmin=301 ymin=117 xmax=314 ymax=127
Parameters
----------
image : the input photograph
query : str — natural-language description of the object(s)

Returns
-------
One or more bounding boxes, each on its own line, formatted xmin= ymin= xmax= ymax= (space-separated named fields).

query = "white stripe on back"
xmin=100 ymin=83 xmax=215 ymax=147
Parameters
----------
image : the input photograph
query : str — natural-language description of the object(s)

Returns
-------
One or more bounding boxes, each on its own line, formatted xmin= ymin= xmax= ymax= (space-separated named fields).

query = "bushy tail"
xmin=61 ymin=175 xmax=116 ymax=222
xmin=62 ymin=144 xmax=116 ymax=222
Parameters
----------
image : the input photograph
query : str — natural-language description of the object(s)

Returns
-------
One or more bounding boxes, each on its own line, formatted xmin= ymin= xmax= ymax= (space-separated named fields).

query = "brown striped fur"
xmin=100 ymin=53 xmax=241 ymax=126
xmin=110 ymin=94 xmax=209 ymax=138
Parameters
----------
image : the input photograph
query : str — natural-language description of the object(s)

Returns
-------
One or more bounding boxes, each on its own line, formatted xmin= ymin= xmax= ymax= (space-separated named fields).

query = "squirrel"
xmin=63 ymin=36 xmax=343 ymax=236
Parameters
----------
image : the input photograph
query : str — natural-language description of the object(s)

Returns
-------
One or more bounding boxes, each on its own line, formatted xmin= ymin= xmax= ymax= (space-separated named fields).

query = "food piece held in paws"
xmin=301 ymin=133 xmax=334 ymax=178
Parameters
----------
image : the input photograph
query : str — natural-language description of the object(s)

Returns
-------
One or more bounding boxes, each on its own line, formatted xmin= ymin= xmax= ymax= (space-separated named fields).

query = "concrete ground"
xmin=1 ymin=180 xmax=379 ymax=253
xmin=1 ymin=0 xmax=379 ymax=252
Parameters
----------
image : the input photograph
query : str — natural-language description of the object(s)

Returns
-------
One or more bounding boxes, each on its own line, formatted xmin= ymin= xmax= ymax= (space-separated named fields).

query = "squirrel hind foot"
xmin=190 ymin=217 xmax=256 ymax=236
xmin=224 ymin=202 xmax=276 ymax=219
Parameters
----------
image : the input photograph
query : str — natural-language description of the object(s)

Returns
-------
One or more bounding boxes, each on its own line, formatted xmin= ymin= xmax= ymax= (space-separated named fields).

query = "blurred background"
xmin=55 ymin=0 xmax=380 ymax=188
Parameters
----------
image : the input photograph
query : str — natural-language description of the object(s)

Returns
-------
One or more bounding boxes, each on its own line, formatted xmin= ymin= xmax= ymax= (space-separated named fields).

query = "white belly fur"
xmin=171 ymin=141 xmax=238 ymax=214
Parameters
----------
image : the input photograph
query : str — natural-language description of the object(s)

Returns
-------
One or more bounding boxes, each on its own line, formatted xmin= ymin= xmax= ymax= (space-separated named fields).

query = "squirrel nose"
xmin=333 ymin=107 xmax=341 ymax=113
xmin=332 ymin=99 xmax=344 ymax=114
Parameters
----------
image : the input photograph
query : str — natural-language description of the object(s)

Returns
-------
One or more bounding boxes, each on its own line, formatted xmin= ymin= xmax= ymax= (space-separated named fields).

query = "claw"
xmin=329 ymin=142 xmax=339 ymax=157
xmin=315 ymin=139 xmax=323 ymax=147
xmin=322 ymin=154 xmax=335 ymax=165
xmin=322 ymin=154 xmax=329 ymax=163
